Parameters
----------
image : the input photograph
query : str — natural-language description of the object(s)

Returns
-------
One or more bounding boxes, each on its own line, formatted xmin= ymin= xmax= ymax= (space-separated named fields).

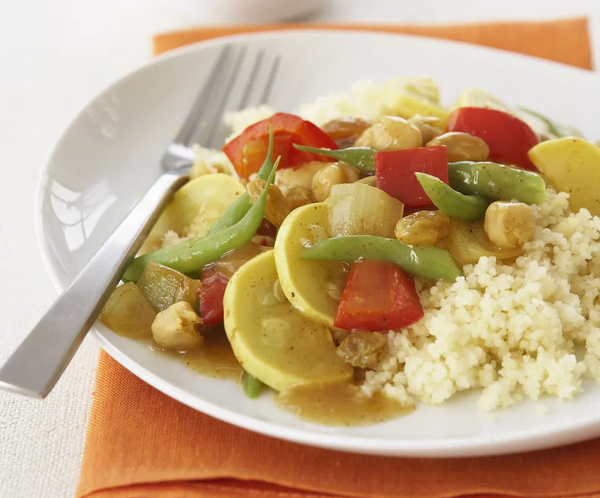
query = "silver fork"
xmin=0 ymin=45 xmax=281 ymax=399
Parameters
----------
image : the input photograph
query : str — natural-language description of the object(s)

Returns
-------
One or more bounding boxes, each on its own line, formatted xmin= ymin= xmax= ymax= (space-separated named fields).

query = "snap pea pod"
xmin=449 ymin=161 xmax=546 ymax=205
xmin=302 ymin=235 xmax=462 ymax=281
xmin=242 ymin=371 xmax=264 ymax=398
xmin=293 ymin=144 xmax=375 ymax=171
xmin=208 ymin=129 xmax=276 ymax=235
xmin=123 ymin=156 xmax=280 ymax=282
xmin=416 ymin=172 xmax=488 ymax=221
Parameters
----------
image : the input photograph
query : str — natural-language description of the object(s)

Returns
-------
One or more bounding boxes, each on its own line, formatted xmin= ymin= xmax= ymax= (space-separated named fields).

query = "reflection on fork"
xmin=50 ymin=180 xmax=117 ymax=251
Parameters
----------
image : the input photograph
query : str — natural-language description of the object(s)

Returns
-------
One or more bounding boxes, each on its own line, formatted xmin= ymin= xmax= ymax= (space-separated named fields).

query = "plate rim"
xmin=36 ymin=29 xmax=600 ymax=457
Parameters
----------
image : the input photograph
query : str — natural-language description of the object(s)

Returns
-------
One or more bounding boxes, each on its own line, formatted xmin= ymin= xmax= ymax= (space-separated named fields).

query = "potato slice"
xmin=141 ymin=173 xmax=245 ymax=253
xmin=223 ymin=251 xmax=352 ymax=391
xmin=100 ymin=283 xmax=156 ymax=339
xmin=274 ymin=203 xmax=347 ymax=328
xmin=528 ymin=138 xmax=600 ymax=215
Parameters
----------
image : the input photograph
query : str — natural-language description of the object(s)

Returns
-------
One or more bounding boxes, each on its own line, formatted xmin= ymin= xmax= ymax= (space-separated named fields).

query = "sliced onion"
xmin=326 ymin=183 xmax=404 ymax=238
xmin=441 ymin=219 xmax=524 ymax=265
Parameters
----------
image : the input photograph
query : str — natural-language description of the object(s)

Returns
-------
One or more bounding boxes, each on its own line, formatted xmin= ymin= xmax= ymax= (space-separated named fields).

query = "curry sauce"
xmin=164 ymin=328 xmax=243 ymax=381
xmin=275 ymin=382 xmax=413 ymax=426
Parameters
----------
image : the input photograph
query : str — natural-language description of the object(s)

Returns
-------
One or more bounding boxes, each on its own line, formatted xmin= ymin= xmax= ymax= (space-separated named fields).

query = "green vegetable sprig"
xmin=448 ymin=161 xmax=546 ymax=205
xmin=302 ymin=235 xmax=462 ymax=281
xmin=518 ymin=107 xmax=564 ymax=138
xmin=293 ymin=144 xmax=375 ymax=171
xmin=243 ymin=371 xmax=264 ymax=398
xmin=416 ymin=172 xmax=488 ymax=221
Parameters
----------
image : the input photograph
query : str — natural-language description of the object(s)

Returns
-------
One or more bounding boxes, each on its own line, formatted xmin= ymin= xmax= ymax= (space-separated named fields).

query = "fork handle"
xmin=0 ymin=173 xmax=188 ymax=398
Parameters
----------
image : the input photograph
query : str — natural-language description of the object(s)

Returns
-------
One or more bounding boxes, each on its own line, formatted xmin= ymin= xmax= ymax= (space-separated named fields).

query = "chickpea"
xmin=285 ymin=186 xmax=314 ymax=210
xmin=247 ymin=178 xmax=291 ymax=227
xmin=151 ymin=302 xmax=203 ymax=351
xmin=426 ymin=132 xmax=490 ymax=162
xmin=311 ymin=163 xmax=347 ymax=202
xmin=483 ymin=201 xmax=535 ymax=249
xmin=355 ymin=116 xmax=422 ymax=151
xmin=275 ymin=161 xmax=326 ymax=196
xmin=338 ymin=162 xmax=360 ymax=183
xmin=395 ymin=210 xmax=450 ymax=246
xmin=408 ymin=115 xmax=444 ymax=145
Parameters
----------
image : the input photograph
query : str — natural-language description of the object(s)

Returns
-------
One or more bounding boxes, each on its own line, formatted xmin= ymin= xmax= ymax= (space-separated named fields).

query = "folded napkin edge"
xmin=152 ymin=17 xmax=592 ymax=70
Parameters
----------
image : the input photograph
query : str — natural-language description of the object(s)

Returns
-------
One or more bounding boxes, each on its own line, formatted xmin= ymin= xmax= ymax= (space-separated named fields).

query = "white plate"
xmin=38 ymin=30 xmax=600 ymax=457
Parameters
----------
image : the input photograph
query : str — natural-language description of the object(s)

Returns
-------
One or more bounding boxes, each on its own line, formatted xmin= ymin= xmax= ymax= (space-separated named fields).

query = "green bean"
xmin=302 ymin=235 xmax=462 ymax=281
xmin=208 ymin=129 xmax=277 ymax=235
xmin=124 ymin=156 xmax=281 ymax=282
xmin=242 ymin=371 xmax=264 ymax=398
xmin=293 ymin=144 xmax=375 ymax=171
xmin=416 ymin=172 xmax=487 ymax=221
xmin=207 ymin=194 xmax=252 ymax=235
xmin=449 ymin=161 xmax=546 ymax=205
xmin=518 ymin=107 xmax=564 ymax=138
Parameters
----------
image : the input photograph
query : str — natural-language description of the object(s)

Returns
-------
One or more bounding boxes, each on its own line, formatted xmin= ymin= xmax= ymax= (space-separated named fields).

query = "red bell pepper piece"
xmin=374 ymin=146 xmax=448 ymax=209
xmin=198 ymin=266 xmax=230 ymax=327
xmin=446 ymin=107 xmax=539 ymax=170
xmin=334 ymin=260 xmax=424 ymax=332
xmin=223 ymin=113 xmax=339 ymax=178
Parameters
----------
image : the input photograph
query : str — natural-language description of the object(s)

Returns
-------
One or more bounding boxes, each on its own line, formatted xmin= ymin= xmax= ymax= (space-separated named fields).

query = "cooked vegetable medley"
xmin=100 ymin=78 xmax=600 ymax=425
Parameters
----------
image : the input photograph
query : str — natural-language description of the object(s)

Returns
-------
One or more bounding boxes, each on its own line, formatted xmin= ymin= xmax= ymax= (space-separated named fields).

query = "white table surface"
xmin=1 ymin=1 xmax=599 ymax=497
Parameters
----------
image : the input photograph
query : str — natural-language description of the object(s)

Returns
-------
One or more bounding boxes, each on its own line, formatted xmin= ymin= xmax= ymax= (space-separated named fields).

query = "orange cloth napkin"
xmin=78 ymin=18 xmax=597 ymax=498
xmin=153 ymin=19 xmax=593 ymax=70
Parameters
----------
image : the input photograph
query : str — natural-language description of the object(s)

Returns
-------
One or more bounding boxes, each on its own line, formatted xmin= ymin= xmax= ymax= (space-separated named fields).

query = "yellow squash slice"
xmin=274 ymin=203 xmax=348 ymax=328
xmin=223 ymin=251 xmax=352 ymax=391
xmin=529 ymin=138 xmax=600 ymax=216
xmin=141 ymin=173 xmax=245 ymax=253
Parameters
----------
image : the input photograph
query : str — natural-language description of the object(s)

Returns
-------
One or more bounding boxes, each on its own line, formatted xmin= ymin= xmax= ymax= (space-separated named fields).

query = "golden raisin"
xmin=395 ymin=210 xmax=450 ymax=246
xmin=247 ymin=178 xmax=291 ymax=227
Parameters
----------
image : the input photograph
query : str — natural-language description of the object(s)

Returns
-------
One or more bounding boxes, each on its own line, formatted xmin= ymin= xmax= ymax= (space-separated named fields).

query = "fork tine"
xmin=163 ymin=45 xmax=280 ymax=174
xmin=174 ymin=45 xmax=232 ymax=146
xmin=200 ymin=46 xmax=249 ymax=148
xmin=199 ymin=50 xmax=281 ymax=150
xmin=236 ymin=50 xmax=265 ymax=111
xmin=260 ymin=55 xmax=281 ymax=104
